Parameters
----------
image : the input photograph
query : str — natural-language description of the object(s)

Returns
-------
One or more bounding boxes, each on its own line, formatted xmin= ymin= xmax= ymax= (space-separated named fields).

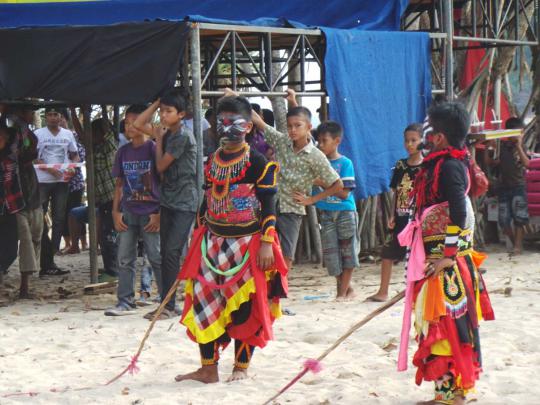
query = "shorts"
xmin=498 ymin=186 xmax=529 ymax=227
xmin=381 ymin=217 xmax=408 ymax=262
xmin=70 ymin=205 xmax=89 ymax=224
xmin=276 ymin=212 xmax=303 ymax=259
xmin=319 ymin=210 xmax=360 ymax=276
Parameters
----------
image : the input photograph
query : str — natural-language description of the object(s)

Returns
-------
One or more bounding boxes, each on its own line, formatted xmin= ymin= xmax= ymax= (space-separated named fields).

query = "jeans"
xmin=98 ymin=201 xmax=118 ymax=276
xmin=40 ymin=182 xmax=69 ymax=252
xmin=116 ymin=211 xmax=161 ymax=307
xmin=498 ymin=185 xmax=529 ymax=227
xmin=160 ymin=207 xmax=195 ymax=311
xmin=0 ymin=214 xmax=18 ymax=273
xmin=140 ymin=256 xmax=155 ymax=296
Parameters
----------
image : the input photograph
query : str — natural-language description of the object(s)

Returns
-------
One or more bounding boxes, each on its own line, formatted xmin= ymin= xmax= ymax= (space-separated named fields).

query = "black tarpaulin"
xmin=0 ymin=21 xmax=189 ymax=104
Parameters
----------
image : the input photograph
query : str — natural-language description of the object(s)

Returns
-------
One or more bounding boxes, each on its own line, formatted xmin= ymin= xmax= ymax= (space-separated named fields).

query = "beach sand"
xmin=0 ymin=247 xmax=539 ymax=404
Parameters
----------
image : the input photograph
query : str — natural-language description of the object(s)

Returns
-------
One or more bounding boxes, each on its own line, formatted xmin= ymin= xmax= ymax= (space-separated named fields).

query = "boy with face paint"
xmin=174 ymin=96 xmax=287 ymax=384
xmin=398 ymin=102 xmax=494 ymax=404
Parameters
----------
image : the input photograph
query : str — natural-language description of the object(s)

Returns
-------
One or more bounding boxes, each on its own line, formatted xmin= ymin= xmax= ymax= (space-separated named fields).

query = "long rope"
xmin=262 ymin=290 xmax=406 ymax=405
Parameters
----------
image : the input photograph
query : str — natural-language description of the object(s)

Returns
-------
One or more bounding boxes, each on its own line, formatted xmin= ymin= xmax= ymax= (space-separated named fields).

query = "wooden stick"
xmin=105 ymin=278 xmax=181 ymax=385
xmin=262 ymin=290 xmax=405 ymax=405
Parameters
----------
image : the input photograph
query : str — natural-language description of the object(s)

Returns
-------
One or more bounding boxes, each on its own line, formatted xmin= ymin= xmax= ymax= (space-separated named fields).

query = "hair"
xmin=505 ymin=117 xmax=525 ymax=130
xmin=160 ymin=88 xmax=188 ymax=113
xmin=125 ymin=104 xmax=147 ymax=116
xmin=216 ymin=96 xmax=252 ymax=121
xmin=204 ymin=108 xmax=214 ymax=121
xmin=250 ymin=103 xmax=261 ymax=115
xmin=287 ymin=106 xmax=312 ymax=122
xmin=404 ymin=123 xmax=423 ymax=136
xmin=317 ymin=120 xmax=343 ymax=139
xmin=262 ymin=109 xmax=274 ymax=126
xmin=428 ymin=101 xmax=470 ymax=148
xmin=91 ymin=118 xmax=110 ymax=136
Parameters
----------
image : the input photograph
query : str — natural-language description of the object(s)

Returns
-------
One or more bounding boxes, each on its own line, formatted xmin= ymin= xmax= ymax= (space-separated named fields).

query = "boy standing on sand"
xmin=367 ymin=123 xmax=423 ymax=302
xmin=313 ymin=121 xmax=359 ymax=300
xmin=248 ymin=90 xmax=343 ymax=270
xmin=105 ymin=105 xmax=162 ymax=316
xmin=134 ymin=89 xmax=198 ymax=320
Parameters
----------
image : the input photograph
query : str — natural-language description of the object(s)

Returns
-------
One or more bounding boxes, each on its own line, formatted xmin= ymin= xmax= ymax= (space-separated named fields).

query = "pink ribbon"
xmin=396 ymin=203 xmax=445 ymax=371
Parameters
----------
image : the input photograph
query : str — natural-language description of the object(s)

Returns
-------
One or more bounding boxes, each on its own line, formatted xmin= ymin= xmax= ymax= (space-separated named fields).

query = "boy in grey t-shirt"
xmin=134 ymin=89 xmax=197 ymax=319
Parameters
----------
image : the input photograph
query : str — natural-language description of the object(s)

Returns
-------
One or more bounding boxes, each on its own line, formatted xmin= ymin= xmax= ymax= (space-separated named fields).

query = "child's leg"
xmin=366 ymin=259 xmax=393 ymax=302
xmin=227 ymin=340 xmax=255 ymax=382
xmin=175 ymin=334 xmax=232 ymax=383
xmin=276 ymin=213 xmax=303 ymax=271
xmin=175 ymin=340 xmax=220 ymax=383
xmin=335 ymin=211 xmax=359 ymax=298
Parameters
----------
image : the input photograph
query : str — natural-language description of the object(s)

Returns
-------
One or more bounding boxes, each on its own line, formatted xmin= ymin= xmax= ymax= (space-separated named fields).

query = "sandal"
xmin=143 ymin=308 xmax=174 ymax=321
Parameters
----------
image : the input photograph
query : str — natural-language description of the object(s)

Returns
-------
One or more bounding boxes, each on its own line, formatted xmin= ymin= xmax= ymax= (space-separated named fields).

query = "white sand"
xmin=1 ymin=248 xmax=539 ymax=404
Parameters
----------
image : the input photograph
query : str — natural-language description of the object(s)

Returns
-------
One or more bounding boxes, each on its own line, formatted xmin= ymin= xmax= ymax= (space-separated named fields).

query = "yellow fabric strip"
xmin=431 ymin=339 xmax=452 ymax=356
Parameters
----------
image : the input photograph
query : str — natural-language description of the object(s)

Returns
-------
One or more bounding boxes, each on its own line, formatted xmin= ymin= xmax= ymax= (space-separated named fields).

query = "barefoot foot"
xmin=345 ymin=287 xmax=356 ymax=300
xmin=175 ymin=365 xmax=219 ymax=384
xmin=227 ymin=367 xmax=248 ymax=382
xmin=365 ymin=292 xmax=388 ymax=302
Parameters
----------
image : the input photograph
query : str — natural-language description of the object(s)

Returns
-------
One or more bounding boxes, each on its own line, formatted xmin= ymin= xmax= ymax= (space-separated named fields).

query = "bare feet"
xmin=63 ymin=246 xmax=81 ymax=255
xmin=175 ymin=365 xmax=219 ymax=384
xmin=346 ymin=287 xmax=356 ymax=300
xmin=227 ymin=367 xmax=248 ymax=382
xmin=365 ymin=292 xmax=388 ymax=302
xmin=416 ymin=397 xmax=465 ymax=405
xmin=511 ymin=248 xmax=522 ymax=256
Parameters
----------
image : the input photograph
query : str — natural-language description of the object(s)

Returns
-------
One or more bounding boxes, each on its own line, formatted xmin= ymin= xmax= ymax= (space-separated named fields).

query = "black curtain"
xmin=0 ymin=21 xmax=189 ymax=104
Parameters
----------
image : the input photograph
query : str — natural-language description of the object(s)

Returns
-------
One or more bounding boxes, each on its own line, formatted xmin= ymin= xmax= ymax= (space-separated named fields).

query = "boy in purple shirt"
xmin=105 ymin=105 xmax=162 ymax=316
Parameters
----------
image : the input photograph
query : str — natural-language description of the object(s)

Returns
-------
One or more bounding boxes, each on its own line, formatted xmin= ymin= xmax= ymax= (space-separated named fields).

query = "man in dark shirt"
xmin=487 ymin=117 xmax=530 ymax=255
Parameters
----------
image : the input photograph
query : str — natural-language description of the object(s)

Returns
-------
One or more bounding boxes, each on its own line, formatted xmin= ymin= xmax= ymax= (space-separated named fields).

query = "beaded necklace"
xmin=206 ymin=143 xmax=251 ymax=219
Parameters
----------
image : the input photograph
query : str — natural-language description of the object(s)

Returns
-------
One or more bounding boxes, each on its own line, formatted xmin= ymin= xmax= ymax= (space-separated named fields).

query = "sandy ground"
xmin=0 ymin=246 xmax=539 ymax=405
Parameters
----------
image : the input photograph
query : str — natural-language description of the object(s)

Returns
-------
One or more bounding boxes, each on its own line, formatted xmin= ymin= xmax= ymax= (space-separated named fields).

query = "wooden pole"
xmin=83 ymin=107 xmax=99 ymax=284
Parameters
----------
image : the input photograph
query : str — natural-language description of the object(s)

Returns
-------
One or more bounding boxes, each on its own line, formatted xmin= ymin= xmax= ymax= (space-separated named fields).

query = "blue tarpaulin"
xmin=323 ymin=28 xmax=431 ymax=199
xmin=0 ymin=0 xmax=408 ymax=30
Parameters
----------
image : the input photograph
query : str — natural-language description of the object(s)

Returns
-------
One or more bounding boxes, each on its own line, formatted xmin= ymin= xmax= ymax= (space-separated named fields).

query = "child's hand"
xmin=387 ymin=216 xmax=395 ymax=230
xmin=152 ymin=125 xmax=167 ymax=140
xmin=293 ymin=191 xmax=314 ymax=206
xmin=143 ymin=213 xmax=160 ymax=233
xmin=285 ymin=88 xmax=297 ymax=103
xmin=257 ymin=241 xmax=274 ymax=270
xmin=223 ymin=88 xmax=240 ymax=98
xmin=113 ymin=211 xmax=128 ymax=232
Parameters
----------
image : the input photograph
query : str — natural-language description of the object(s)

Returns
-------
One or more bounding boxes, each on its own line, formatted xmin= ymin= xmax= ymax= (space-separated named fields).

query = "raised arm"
xmin=133 ymin=100 xmax=159 ymax=135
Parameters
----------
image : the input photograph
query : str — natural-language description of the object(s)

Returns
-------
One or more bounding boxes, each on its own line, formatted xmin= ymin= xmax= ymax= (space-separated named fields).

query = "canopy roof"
xmin=0 ymin=0 xmax=408 ymax=31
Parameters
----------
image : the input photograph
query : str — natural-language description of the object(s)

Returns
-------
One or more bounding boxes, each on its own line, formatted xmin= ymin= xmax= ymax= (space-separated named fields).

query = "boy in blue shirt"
xmin=313 ymin=121 xmax=359 ymax=300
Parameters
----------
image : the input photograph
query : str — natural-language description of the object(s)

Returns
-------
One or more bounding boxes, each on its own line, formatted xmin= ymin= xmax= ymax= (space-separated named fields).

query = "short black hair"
xmin=317 ymin=120 xmax=342 ymax=139
xmin=428 ymin=101 xmax=470 ymax=148
xmin=217 ymin=96 xmax=252 ymax=121
xmin=125 ymin=104 xmax=147 ymax=116
xmin=160 ymin=88 xmax=188 ymax=113
xmin=91 ymin=118 xmax=110 ymax=136
xmin=287 ymin=106 xmax=312 ymax=122
xmin=250 ymin=103 xmax=261 ymax=114
xmin=404 ymin=123 xmax=423 ymax=136
xmin=262 ymin=109 xmax=274 ymax=126
xmin=505 ymin=117 xmax=524 ymax=130
xmin=204 ymin=108 xmax=214 ymax=121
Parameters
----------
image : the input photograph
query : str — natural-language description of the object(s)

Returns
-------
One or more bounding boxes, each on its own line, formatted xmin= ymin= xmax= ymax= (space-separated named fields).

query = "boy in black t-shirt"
xmin=366 ymin=124 xmax=423 ymax=302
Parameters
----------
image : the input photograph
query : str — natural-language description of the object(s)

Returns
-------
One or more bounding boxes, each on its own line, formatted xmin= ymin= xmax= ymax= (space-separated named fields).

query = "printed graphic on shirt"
xmin=122 ymin=160 xmax=158 ymax=203
xmin=391 ymin=159 xmax=421 ymax=217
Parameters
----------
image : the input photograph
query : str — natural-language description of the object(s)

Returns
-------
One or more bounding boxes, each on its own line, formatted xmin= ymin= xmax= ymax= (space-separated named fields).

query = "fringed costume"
xmin=398 ymin=147 xmax=494 ymax=403
xmin=178 ymin=142 xmax=287 ymax=370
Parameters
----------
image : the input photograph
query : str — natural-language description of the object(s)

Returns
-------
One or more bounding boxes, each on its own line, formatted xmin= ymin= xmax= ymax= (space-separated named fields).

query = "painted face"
xmin=217 ymin=113 xmax=250 ymax=144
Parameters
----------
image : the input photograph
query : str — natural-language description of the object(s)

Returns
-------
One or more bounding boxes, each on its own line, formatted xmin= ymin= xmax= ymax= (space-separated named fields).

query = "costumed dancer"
xmin=175 ymin=96 xmax=287 ymax=383
xmin=397 ymin=102 xmax=494 ymax=404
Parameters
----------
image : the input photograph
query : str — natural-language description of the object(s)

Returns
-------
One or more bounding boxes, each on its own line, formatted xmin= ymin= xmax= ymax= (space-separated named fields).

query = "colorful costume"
xmin=398 ymin=148 xmax=494 ymax=403
xmin=178 ymin=142 xmax=287 ymax=369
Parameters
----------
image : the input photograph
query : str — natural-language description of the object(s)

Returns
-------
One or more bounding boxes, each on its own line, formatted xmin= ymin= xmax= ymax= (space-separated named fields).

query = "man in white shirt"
xmin=35 ymin=107 xmax=79 ymax=256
